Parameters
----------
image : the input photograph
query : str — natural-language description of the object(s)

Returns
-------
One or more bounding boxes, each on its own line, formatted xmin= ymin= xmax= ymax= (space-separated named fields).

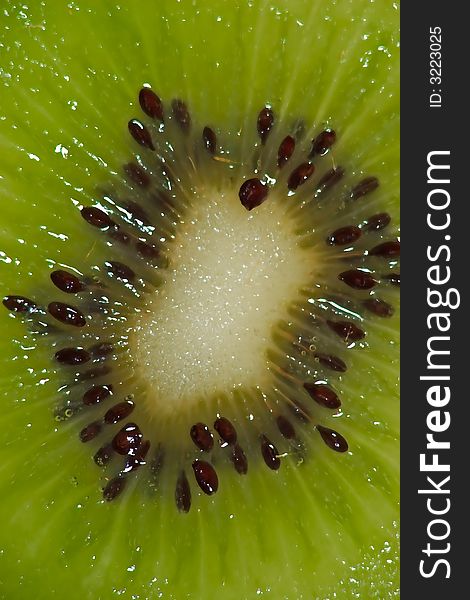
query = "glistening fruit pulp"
xmin=0 ymin=1 xmax=399 ymax=598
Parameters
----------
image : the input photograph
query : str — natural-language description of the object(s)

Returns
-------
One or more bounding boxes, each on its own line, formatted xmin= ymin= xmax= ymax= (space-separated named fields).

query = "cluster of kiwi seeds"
xmin=3 ymin=86 xmax=399 ymax=513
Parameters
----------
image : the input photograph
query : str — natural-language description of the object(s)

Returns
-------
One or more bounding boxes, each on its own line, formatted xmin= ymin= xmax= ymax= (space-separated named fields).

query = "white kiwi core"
xmin=131 ymin=186 xmax=312 ymax=417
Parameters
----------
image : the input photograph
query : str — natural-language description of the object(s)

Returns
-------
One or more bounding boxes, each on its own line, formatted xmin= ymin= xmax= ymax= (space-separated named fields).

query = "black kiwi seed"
xmin=112 ymin=423 xmax=143 ymax=455
xmin=55 ymin=347 xmax=91 ymax=365
xmin=310 ymin=129 xmax=336 ymax=157
xmin=48 ymin=302 xmax=86 ymax=327
xmin=190 ymin=422 xmax=214 ymax=452
xmin=104 ymin=400 xmax=135 ymax=424
xmin=214 ymin=417 xmax=237 ymax=445
xmin=350 ymin=176 xmax=379 ymax=200
xmin=50 ymin=270 xmax=84 ymax=293
xmin=105 ymin=261 xmax=135 ymax=282
xmin=287 ymin=162 xmax=315 ymax=191
xmin=3 ymin=295 xmax=37 ymax=313
xmin=363 ymin=297 xmax=395 ymax=318
xmin=303 ymin=383 xmax=341 ymax=409
xmin=3 ymin=92 xmax=399 ymax=512
xmin=315 ymin=166 xmax=345 ymax=195
xmin=128 ymin=118 xmax=155 ymax=150
xmin=103 ymin=476 xmax=127 ymax=501
xmin=364 ymin=212 xmax=391 ymax=231
xmin=124 ymin=162 xmax=151 ymax=188
xmin=276 ymin=415 xmax=296 ymax=439
xmin=81 ymin=206 xmax=114 ymax=229
xmin=338 ymin=269 xmax=377 ymax=290
xmin=384 ymin=272 xmax=400 ymax=286
xmin=139 ymin=87 xmax=164 ymax=121
xmin=317 ymin=425 xmax=349 ymax=453
xmin=231 ymin=444 xmax=248 ymax=475
xmin=239 ymin=178 xmax=269 ymax=211
xmin=175 ymin=470 xmax=191 ymax=513
xmin=260 ymin=435 xmax=281 ymax=470
xmin=327 ymin=225 xmax=361 ymax=246
xmin=277 ymin=135 xmax=295 ymax=168
xmin=257 ymin=106 xmax=274 ymax=144
xmin=79 ymin=421 xmax=102 ymax=443
xmin=171 ymin=99 xmax=191 ymax=132
xmin=326 ymin=320 xmax=365 ymax=342
xmin=94 ymin=444 xmax=113 ymax=467
xmin=192 ymin=460 xmax=218 ymax=495
xmin=369 ymin=240 xmax=400 ymax=258
xmin=82 ymin=384 xmax=113 ymax=406
xmin=314 ymin=353 xmax=347 ymax=373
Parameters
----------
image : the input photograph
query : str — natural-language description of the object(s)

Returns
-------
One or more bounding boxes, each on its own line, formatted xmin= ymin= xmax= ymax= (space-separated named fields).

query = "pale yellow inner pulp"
xmin=131 ymin=186 xmax=312 ymax=417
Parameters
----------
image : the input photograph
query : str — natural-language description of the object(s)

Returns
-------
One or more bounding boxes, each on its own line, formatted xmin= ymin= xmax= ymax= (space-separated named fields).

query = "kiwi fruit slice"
xmin=0 ymin=0 xmax=399 ymax=598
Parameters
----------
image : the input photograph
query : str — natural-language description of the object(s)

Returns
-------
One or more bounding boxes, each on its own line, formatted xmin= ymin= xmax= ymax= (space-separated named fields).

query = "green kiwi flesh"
xmin=0 ymin=1 xmax=399 ymax=598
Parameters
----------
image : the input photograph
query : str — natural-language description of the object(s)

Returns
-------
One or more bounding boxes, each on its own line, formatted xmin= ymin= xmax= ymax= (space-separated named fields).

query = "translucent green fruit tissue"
xmin=0 ymin=1 xmax=399 ymax=598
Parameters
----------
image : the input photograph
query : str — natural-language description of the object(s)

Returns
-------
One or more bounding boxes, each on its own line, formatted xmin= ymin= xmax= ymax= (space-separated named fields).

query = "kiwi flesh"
xmin=0 ymin=1 xmax=399 ymax=598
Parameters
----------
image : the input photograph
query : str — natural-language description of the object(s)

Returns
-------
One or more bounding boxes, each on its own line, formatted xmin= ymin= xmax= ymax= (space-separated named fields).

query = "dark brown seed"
xmin=171 ymin=99 xmax=190 ymax=132
xmin=192 ymin=460 xmax=219 ymax=495
xmin=364 ymin=212 xmax=391 ymax=231
xmin=326 ymin=320 xmax=366 ymax=342
xmin=214 ymin=417 xmax=237 ymax=445
xmin=260 ymin=435 xmax=280 ymax=470
xmin=369 ymin=240 xmax=400 ymax=258
xmin=123 ymin=162 xmax=151 ymax=188
xmin=3 ymin=295 xmax=37 ymax=313
xmin=239 ymin=178 xmax=269 ymax=211
xmin=112 ymin=423 xmax=143 ymax=455
xmin=231 ymin=444 xmax=248 ymax=475
xmin=277 ymin=135 xmax=295 ymax=168
xmin=128 ymin=119 xmax=155 ymax=150
xmin=327 ymin=225 xmax=361 ymax=246
xmin=276 ymin=415 xmax=295 ymax=439
xmin=257 ymin=106 xmax=274 ymax=144
xmin=123 ymin=439 xmax=151 ymax=473
xmin=350 ymin=176 xmax=379 ymax=200
xmin=136 ymin=240 xmax=159 ymax=259
xmin=314 ymin=353 xmax=347 ymax=373
xmin=190 ymin=422 xmax=214 ymax=452
xmin=77 ymin=366 xmax=111 ymax=382
xmin=363 ymin=298 xmax=395 ymax=318
xmin=317 ymin=425 xmax=348 ymax=452
xmin=94 ymin=444 xmax=113 ymax=467
xmin=303 ymin=383 xmax=341 ymax=409
xmin=48 ymin=302 xmax=86 ymax=327
xmin=310 ymin=129 xmax=336 ymax=156
xmin=81 ymin=206 xmax=114 ymax=229
xmin=55 ymin=347 xmax=91 ymax=365
xmin=315 ymin=166 xmax=345 ymax=195
xmin=139 ymin=87 xmax=164 ymax=120
xmin=79 ymin=421 xmax=102 ymax=443
xmin=175 ymin=470 xmax=191 ymax=513
xmin=103 ymin=476 xmax=126 ymax=501
xmin=384 ymin=272 xmax=400 ymax=286
xmin=338 ymin=269 xmax=377 ymax=290
xmin=105 ymin=261 xmax=135 ymax=282
xmin=50 ymin=270 xmax=84 ymax=294
xmin=104 ymin=401 xmax=135 ymax=424
xmin=202 ymin=126 xmax=217 ymax=154
xmin=288 ymin=162 xmax=315 ymax=191
xmin=88 ymin=342 xmax=113 ymax=358
xmin=108 ymin=227 xmax=131 ymax=246
xmin=83 ymin=384 xmax=113 ymax=406
xmin=124 ymin=201 xmax=151 ymax=226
